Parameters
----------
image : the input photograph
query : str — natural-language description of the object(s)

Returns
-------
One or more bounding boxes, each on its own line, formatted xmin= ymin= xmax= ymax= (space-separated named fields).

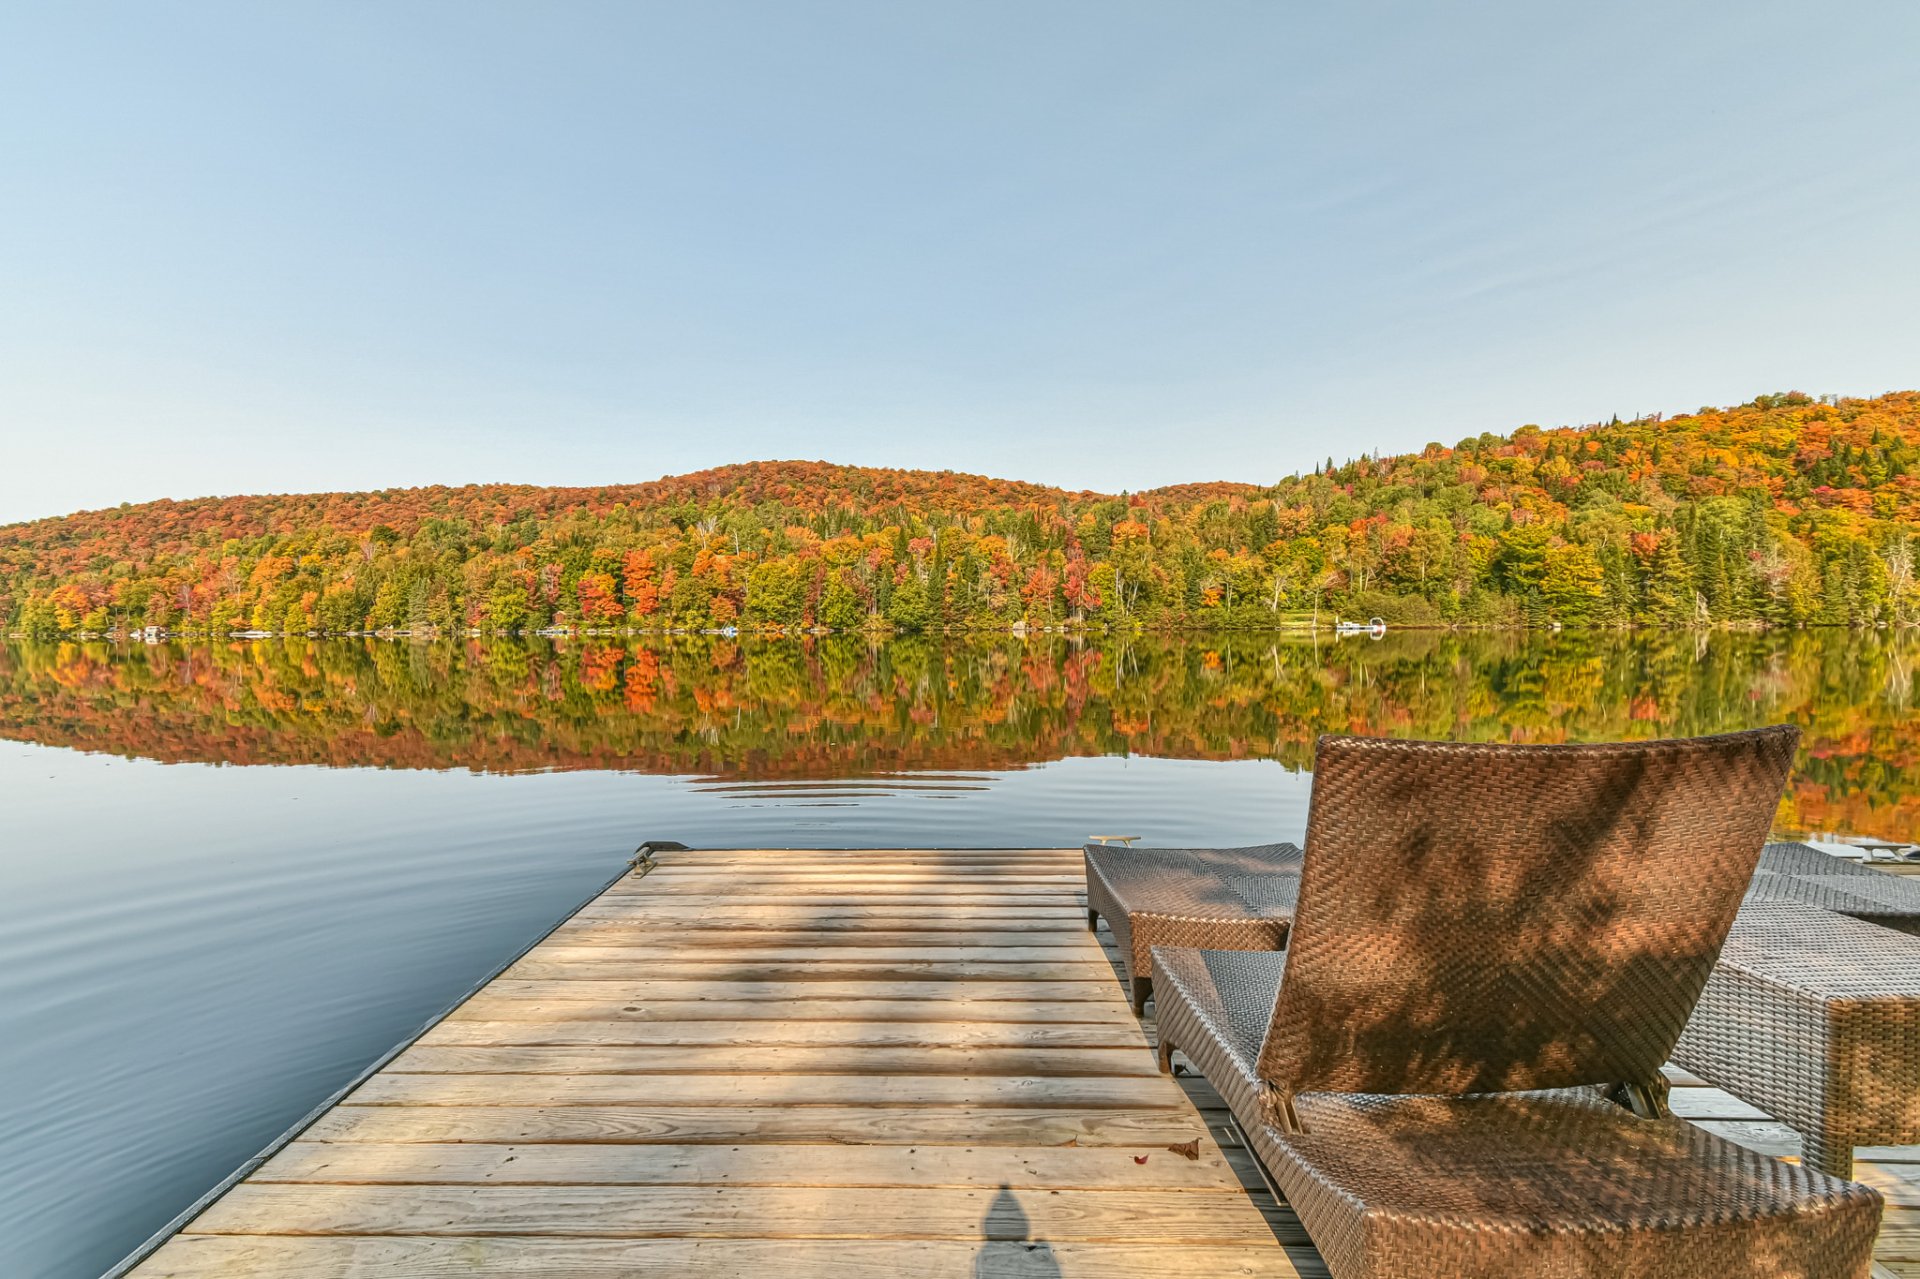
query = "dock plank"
xmin=516 ymin=944 xmax=1107 ymax=958
xmin=542 ymin=927 xmax=1098 ymax=949
xmin=127 ymin=1237 xmax=1315 ymax=1277
xmin=504 ymin=957 xmax=1115 ymax=981
xmin=252 ymin=1140 xmax=1244 ymax=1189
xmin=445 ymin=996 xmax=1143 ymax=1024
xmin=344 ymin=1072 xmax=1189 ymax=1109
xmin=417 ymin=1019 xmax=1150 ymax=1050
xmin=182 ymin=1184 xmax=1284 ymax=1242
xmin=557 ymin=915 xmax=1092 ymax=933
xmin=300 ymin=1104 xmax=1211 ymax=1147
xmin=389 ymin=1044 xmax=1162 ymax=1077
xmin=473 ymin=977 xmax=1118 ymax=1002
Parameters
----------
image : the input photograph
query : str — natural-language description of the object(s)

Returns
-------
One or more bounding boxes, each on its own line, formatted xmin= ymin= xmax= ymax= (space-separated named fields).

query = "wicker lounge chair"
xmin=1676 ymin=899 xmax=1920 ymax=1177
xmin=1150 ymin=728 xmax=1884 ymax=1279
xmin=1083 ymin=841 xmax=1301 ymax=1013
xmin=1749 ymin=840 xmax=1920 ymax=935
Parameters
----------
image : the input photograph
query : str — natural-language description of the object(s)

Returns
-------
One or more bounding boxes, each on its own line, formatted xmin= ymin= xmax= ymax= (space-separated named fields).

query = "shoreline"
xmin=10 ymin=618 xmax=1919 ymax=643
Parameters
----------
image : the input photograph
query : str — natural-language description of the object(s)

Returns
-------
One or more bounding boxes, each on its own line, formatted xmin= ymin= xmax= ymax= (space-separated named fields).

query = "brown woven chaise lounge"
xmin=1150 ymin=729 xmax=1884 ymax=1279
xmin=1083 ymin=841 xmax=1301 ymax=1013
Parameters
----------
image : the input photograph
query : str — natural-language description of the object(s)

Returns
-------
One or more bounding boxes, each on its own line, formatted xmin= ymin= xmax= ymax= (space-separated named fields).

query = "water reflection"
xmin=3 ymin=627 xmax=1915 ymax=1277
xmin=2 ymin=628 xmax=1917 ymax=838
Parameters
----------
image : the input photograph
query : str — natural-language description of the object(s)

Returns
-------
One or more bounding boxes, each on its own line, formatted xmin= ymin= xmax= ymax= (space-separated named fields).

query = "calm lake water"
xmin=3 ymin=629 xmax=1917 ymax=1277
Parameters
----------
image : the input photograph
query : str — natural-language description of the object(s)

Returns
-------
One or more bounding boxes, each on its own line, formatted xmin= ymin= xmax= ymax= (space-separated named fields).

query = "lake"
xmin=3 ymin=628 xmax=1917 ymax=1277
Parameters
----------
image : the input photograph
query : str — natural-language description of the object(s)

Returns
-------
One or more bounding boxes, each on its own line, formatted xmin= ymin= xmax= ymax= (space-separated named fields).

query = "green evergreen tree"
xmin=819 ymin=572 xmax=863 ymax=630
xmin=927 ymin=536 xmax=948 ymax=630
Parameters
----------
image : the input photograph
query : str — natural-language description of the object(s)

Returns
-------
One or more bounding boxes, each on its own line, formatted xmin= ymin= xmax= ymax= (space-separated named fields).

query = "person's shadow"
xmin=974 ymin=1183 xmax=1061 ymax=1277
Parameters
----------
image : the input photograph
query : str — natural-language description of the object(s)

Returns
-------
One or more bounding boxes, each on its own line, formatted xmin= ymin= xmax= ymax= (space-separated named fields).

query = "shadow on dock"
xmin=975 ymin=1183 xmax=1061 ymax=1277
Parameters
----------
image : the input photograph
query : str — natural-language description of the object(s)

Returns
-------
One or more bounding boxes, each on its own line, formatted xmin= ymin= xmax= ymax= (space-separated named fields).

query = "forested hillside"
xmin=6 ymin=390 xmax=1920 ymax=635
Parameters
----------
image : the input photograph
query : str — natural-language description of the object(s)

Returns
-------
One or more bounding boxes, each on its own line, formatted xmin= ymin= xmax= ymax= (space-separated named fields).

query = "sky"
xmin=2 ymin=1 xmax=1917 ymax=525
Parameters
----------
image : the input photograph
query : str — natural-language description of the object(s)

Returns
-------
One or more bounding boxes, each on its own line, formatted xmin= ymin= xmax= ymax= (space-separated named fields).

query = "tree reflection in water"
xmin=1 ymin=628 xmax=1915 ymax=839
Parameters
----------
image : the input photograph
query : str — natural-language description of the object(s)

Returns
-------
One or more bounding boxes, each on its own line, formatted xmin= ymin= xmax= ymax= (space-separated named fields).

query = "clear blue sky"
xmin=3 ymin=1 xmax=1916 ymax=524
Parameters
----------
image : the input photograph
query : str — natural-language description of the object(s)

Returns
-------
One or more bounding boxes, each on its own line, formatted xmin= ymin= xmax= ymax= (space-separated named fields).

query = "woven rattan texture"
xmin=1260 ymin=728 xmax=1800 ymax=1093
xmin=1148 ymin=730 xmax=1887 ymax=1277
xmin=1675 ymin=899 xmax=1920 ymax=1176
xmin=1249 ymin=1088 xmax=1883 ymax=1279
xmin=1148 ymin=945 xmax=1282 ymax=1111
xmin=1082 ymin=842 xmax=1299 ymax=1011
xmin=1749 ymin=842 xmax=1920 ymax=935
xmin=1152 ymin=924 xmax=1883 ymax=1278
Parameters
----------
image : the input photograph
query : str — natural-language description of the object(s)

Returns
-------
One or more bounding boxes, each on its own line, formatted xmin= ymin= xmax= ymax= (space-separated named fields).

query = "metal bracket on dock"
xmin=1223 ymin=1113 xmax=1290 ymax=1206
xmin=630 ymin=839 xmax=689 ymax=877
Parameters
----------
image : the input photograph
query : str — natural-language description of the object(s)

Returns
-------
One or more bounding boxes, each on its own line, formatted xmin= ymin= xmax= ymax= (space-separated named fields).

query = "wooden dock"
xmin=123 ymin=847 xmax=1919 ymax=1278
xmin=123 ymin=848 xmax=1307 ymax=1277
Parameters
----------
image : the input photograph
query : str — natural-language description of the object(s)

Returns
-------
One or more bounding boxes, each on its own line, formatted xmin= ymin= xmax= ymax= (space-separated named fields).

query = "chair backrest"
xmin=1256 ymin=726 xmax=1798 ymax=1098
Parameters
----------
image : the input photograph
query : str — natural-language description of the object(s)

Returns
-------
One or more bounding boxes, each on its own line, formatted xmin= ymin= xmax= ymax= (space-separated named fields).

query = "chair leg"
xmin=1086 ymin=908 xmax=1099 ymax=931
xmin=1615 ymin=1076 xmax=1673 ymax=1120
xmin=1130 ymin=976 xmax=1151 ymax=1015
xmin=1156 ymin=1036 xmax=1176 ymax=1075
xmin=1802 ymin=1127 xmax=1854 ymax=1180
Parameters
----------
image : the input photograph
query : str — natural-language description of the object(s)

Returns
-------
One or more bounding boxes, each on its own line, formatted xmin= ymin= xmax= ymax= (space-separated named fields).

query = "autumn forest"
xmin=8 ymin=390 xmax=1920 ymax=637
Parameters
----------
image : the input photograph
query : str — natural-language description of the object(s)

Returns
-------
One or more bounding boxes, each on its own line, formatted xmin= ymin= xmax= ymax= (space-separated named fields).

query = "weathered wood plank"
xmin=475 ymin=978 xmax=1118 ymax=1003
xmin=597 ymin=895 xmax=1089 ymax=909
xmin=446 ymin=997 xmax=1139 ymax=1025
xmin=505 ymin=958 xmax=1116 ymax=982
xmin=633 ymin=862 xmax=1079 ymax=872
xmin=253 ymin=1139 xmax=1242 ymax=1190
xmin=131 ymin=1236 xmax=1315 ymax=1278
xmin=1874 ymin=1207 xmax=1919 ymax=1258
xmin=637 ymin=864 xmax=1082 ymax=876
xmin=645 ymin=856 xmax=1090 ymax=868
xmin=389 ymin=1044 xmax=1161 ymax=1077
xmin=642 ymin=858 xmax=1082 ymax=866
xmin=558 ymin=915 xmax=1090 ymax=934
xmin=182 ymin=1184 xmax=1284 ymax=1243
xmin=575 ymin=905 xmax=1074 ymax=923
xmin=1849 ymin=1164 xmax=1920 ymax=1209
xmin=641 ymin=860 xmax=1080 ymax=869
xmin=345 ymin=1073 xmax=1189 ymax=1110
xmin=418 ymin=1019 xmax=1150 ymax=1050
xmin=520 ymin=945 xmax=1107 ymax=965
xmin=637 ymin=844 xmax=1075 ymax=856
xmin=632 ymin=879 xmax=1086 ymax=887
xmin=627 ymin=877 xmax=1085 ymax=891
xmin=629 ymin=883 xmax=1086 ymax=895
xmin=300 ymin=1104 xmax=1207 ymax=1147
xmin=1693 ymin=1119 xmax=1920 ymax=1167
xmin=1665 ymin=1088 xmax=1773 ymax=1122
xmin=632 ymin=871 xmax=1083 ymax=882
xmin=645 ymin=846 xmax=1078 ymax=854
xmin=621 ymin=885 xmax=1087 ymax=897
xmin=632 ymin=882 xmax=1086 ymax=893
xmin=543 ymin=927 xmax=1096 ymax=948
